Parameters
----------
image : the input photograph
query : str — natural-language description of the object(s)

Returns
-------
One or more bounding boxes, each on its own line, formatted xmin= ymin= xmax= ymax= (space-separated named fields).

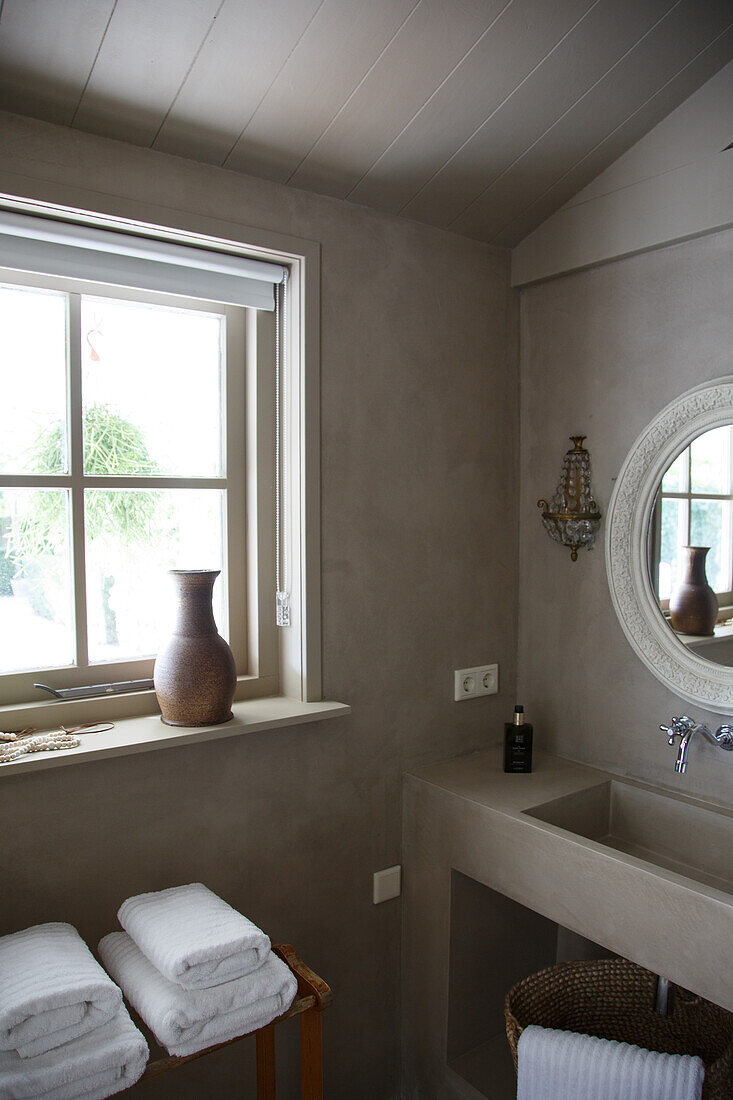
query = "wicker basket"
xmin=504 ymin=959 xmax=733 ymax=1100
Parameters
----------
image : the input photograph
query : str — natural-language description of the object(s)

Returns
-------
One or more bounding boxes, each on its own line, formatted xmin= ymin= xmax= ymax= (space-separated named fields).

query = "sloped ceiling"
xmin=0 ymin=0 xmax=731 ymax=246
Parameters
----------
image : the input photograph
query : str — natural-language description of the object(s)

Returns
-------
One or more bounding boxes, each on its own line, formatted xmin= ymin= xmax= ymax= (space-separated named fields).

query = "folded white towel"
xmin=0 ymin=1005 xmax=148 ymax=1099
xmin=98 ymin=932 xmax=297 ymax=1057
xmin=517 ymin=1025 xmax=705 ymax=1100
xmin=117 ymin=883 xmax=270 ymax=989
xmin=0 ymin=924 xmax=122 ymax=1059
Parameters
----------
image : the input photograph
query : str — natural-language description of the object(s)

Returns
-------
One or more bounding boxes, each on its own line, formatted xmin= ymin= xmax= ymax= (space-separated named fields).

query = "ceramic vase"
xmin=153 ymin=570 xmax=236 ymax=726
xmin=669 ymin=546 xmax=718 ymax=637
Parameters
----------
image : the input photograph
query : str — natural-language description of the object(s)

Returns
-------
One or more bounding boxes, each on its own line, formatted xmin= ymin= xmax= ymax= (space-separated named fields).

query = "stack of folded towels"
xmin=0 ymin=922 xmax=148 ymax=1099
xmin=99 ymin=883 xmax=298 ymax=1057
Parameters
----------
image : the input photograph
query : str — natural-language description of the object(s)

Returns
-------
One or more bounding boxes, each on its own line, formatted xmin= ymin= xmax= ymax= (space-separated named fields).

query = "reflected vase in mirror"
xmin=153 ymin=569 xmax=236 ymax=727
xmin=669 ymin=547 xmax=718 ymax=637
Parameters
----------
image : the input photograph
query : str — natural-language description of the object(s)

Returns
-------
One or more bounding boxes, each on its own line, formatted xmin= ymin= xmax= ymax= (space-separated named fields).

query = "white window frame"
xmin=0 ymin=196 xmax=322 ymax=732
xmin=0 ymin=269 xmax=251 ymax=699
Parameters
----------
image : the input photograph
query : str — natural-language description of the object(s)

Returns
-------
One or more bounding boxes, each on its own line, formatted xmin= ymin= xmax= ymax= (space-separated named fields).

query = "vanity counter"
xmin=407 ymin=746 xmax=610 ymax=815
xmin=401 ymin=748 xmax=733 ymax=1099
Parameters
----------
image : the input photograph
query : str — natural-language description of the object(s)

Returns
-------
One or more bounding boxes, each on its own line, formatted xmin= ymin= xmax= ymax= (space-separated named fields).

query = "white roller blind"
xmin=0 ymin=210 xmax=286 ymax=310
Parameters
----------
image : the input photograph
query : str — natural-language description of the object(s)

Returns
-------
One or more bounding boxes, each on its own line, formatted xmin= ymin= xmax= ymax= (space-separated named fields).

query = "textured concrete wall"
xmin=518 ymin=226 xmax=733 ymax=806
xmin=0 ymin=113 xmax=518 ymax=1098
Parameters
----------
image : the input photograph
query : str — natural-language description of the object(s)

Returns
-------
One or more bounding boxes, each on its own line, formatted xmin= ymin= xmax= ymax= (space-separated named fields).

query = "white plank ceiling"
xmin=0 ymin=0 xmax=731 ymax=246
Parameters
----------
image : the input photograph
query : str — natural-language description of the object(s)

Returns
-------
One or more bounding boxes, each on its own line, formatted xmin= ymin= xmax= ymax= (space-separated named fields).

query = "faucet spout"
xmin=674 ymin=724 xmax=704 ymax=774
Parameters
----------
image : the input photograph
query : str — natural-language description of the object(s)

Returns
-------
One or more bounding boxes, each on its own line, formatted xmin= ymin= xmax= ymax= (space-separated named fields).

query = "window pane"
xmin=659 ymin=498 xmax=684 ymax=600
xmin=81 ymin=297 xmax=223 ymax=477
xmin=691 ymin=426 xmax=729 ymax=494
xmin=0 ymin=489 xmax=74 ymax=671
xmin=85 ymin=488 xmax=225 ymax=662
xmin=661 ymin=448 xmax=687 ymax=493
xmin=691 ymin=499 xmax=725 ymax=593
xmin=0 ymin=284 xmax=67 ymax=474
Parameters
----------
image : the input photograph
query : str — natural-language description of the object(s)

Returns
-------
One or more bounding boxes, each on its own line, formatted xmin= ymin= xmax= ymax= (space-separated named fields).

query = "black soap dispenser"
xmin=504 ymin=705 xmax=533 ymax=773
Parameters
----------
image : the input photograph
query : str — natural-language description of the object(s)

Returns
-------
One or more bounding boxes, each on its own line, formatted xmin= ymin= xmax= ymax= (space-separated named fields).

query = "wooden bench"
xmin=138 ymin=945 xmax=332 ymax=1098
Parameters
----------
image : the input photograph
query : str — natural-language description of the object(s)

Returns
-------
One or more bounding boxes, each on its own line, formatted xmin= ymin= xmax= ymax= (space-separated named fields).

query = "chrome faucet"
xmin=660 ymin=715 xmax=733 ymax=773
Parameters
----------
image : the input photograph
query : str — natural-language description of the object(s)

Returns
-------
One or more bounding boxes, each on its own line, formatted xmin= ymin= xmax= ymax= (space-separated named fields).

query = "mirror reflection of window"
xmin=653 ymin=425 xmax=733 ymax=607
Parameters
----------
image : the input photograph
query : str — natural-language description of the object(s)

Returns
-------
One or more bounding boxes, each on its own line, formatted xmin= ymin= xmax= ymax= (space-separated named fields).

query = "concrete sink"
xmin=525 ymin=779 xmax=733 ymax=897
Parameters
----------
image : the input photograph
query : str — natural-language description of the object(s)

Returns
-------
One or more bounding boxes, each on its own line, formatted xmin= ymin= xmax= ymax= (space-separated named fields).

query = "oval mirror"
xmin=648 ymin=424 xmax=733 ymax=668
xmin=606 ymin=377 xmax=733 ymax=713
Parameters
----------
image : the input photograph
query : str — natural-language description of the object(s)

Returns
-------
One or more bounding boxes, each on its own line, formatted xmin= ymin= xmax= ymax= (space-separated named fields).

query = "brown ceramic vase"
xmin=153 ymin=570 xmax=236 ymax=726
xmin=669 ymin=546 xmax=718 ymax=637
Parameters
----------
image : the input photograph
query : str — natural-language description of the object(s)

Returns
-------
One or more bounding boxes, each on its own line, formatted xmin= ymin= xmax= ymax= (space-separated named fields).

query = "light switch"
xmin=373 ymin=865 xmax=401 ymax=904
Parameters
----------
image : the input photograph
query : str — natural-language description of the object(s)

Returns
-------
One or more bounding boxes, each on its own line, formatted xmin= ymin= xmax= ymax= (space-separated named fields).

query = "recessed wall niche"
xmin=447 ymin=871 xmax=615 ymax=1098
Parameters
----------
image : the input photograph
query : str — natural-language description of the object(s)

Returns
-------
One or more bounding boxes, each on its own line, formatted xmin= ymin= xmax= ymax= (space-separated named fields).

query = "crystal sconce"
xmin=537 ymin=436 xmax=601 ymax=561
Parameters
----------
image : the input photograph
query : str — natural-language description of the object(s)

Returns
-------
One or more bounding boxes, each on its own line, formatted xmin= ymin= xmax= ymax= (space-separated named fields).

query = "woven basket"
xmin=505 ymin=958 xmax=733 ymax=1100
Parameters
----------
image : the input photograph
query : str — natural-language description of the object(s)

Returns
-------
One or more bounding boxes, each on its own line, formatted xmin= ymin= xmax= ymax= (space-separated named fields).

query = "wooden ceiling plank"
xmin=0 ymin=0 xmax=116 ymax=126
xmin=454 ymin=0 xmax=733 ymax=243
xmin=224 ymin=0 xmax=419 ymax=184
xmin=349 ymin=0 xmax=598 ymax=217
xmin=567 ymin=57 xmax=733 ymax=205
xmin=398 ymin=0 xmax=677 ymax=227
xmin=72 ymin=0 xmax=224 ymax=146
xmin=497 ymin=27 xmax=733 ymax=247
xmin=153 ymin=0 xmax=323 ymax=166
xmin=288 ymin=0 xmax=509 ymax=200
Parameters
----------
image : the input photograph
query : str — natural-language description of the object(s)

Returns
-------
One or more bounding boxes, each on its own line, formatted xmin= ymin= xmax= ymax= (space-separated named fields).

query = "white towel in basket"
xmin=517 ymin=1025 xmax=705 ymax=1100
xmin=117 ymin=883 xmax=270 ymax=989
xmin=99 ymin=932 xmax=297 ymax=1057
xmin=0 ymin=1005 xmax=148 ymax=1099
xmin=0 ymin=923 xmax=122 ymax=1058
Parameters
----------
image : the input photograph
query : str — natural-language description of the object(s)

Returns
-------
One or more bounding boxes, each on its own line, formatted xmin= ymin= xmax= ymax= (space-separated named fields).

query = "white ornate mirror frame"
xmin=606 ymin=376 xmax=733 ymax=714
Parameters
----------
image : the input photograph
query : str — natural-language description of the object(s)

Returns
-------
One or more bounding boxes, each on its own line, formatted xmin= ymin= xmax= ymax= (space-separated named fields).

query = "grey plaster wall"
xmin=518 ymin=225 xmax=733 ymax=806
xmin=0 ymin=113 xmax=518 ymax=1099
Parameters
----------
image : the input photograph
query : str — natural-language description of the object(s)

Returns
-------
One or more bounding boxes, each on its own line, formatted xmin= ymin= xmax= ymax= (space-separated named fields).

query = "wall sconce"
xmin=537 ymin=436 xmax=601 ymax=561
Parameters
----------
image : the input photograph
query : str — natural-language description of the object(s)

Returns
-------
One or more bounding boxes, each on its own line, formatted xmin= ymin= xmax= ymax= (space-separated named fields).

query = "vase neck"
xmin=170 ymin=570 xmax=220 ymax=636
xmin=683 ymin=546 xmax=710 ymax=585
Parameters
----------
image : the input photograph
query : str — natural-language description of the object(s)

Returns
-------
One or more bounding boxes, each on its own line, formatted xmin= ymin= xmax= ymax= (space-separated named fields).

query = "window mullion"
xmin=67 ymin=293 xmax=89 ymax=668
xmin=225 ymin=306 xmax=246 ymax=666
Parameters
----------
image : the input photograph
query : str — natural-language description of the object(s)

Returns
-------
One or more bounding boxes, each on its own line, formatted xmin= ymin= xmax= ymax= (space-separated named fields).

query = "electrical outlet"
xmin=454 ymin=663 xmax=499 ymax=700
xmin=454 ymin=669 xmax=476 ymax=699
xmin=476 ymin=663 xmax=499 ymax=697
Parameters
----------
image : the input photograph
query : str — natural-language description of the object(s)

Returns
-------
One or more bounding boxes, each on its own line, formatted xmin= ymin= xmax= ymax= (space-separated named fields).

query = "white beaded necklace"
xmin=0 ymin=730 xmax=81 ymax=764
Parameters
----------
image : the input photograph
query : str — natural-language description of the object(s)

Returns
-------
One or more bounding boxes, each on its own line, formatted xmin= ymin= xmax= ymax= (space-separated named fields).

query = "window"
xmin=0 ymin=269 xmax=251 ymax=702
xmin=0 ymin=201 xmax=322 ymax=724
xmin=652 ymin=425 xmax=733 ymax=609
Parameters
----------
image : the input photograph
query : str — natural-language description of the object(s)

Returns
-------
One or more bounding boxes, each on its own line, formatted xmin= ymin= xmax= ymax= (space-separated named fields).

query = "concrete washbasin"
xmin=524 ymin=780 xmax=733 ymax=897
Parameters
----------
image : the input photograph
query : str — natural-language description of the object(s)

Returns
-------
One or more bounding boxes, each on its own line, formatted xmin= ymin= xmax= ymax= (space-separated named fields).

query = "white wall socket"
xmin=454 ymin=663 xmax=499 ymax=701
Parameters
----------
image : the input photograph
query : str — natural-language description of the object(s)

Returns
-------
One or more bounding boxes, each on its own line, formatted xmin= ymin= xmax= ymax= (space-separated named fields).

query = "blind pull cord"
xmin=275 ymin=270 xmax=290 ymax=627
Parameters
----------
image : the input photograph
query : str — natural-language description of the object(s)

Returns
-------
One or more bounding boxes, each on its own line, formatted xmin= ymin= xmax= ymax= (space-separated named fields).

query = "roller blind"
xmin=0 ymin=210 xmax=286 ymax=310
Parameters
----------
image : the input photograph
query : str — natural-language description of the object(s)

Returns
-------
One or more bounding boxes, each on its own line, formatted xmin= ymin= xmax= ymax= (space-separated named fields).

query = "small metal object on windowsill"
xmin=34 ymin=679 xmax=154 ymax=701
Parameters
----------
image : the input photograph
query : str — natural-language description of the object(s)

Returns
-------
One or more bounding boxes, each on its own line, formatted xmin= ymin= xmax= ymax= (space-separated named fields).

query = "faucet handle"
xmin=659 ymin=723 xmax=676 ymax=745
xmin=660 ymin=715 xmax=694 ymax=745
xmin=715 ymin=724 xmax=733 ymax=749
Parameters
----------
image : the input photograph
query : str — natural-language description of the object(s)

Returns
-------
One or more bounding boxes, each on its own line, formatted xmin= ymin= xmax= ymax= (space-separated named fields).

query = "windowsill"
xmin=673 ymin=619 xmax=733 ymax=647
xmin=0 ymin=696 xmax=350 ymax=778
